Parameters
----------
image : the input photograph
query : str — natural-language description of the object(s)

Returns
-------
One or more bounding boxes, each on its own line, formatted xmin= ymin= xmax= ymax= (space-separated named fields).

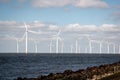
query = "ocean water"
xmin=0 ymin=53 xmax=120 ymax=80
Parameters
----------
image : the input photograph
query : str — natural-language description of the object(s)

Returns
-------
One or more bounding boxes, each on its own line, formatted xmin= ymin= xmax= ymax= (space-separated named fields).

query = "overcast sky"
xmin=0 ymin=0 xmax=120 ymax=53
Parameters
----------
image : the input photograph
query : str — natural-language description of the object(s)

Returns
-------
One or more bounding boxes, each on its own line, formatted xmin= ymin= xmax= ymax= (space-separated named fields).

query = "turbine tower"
xmin=29 ymin=38 xmax=38 ymax=53
xmin=61 ymin=40 xmax=64 ymax=53
xmin=89 ymin=40 xmax=92 ymax=53
xmin=24 ymin=23 xmax=28 ymax=54
xmin=77 ymin=34 xmax=92 ymax=54
xmin=15 ymin=38 xmax=19 ymax=53
xmin=91 ymin=40 xmax=102 ymax=54
xmin=107 ymin=42 xmax=110 ymax=54
xmin=75 ymin=40 xmax=78 ymax=53
xmin=52 ymin=30 xmax=62 ymax=53
xmin=75 ymin=37 xmax=82 ymax=53
xmin=113 ymin=44 xmax=116 ymax=54
xmin=34 ymin=40 xmax=38 ymax=53
xmin=84 ymin=35 xmax=92 ymax=53
xmin=49 ymin=40 xmax=53 ymax=53
xmin=56 ymin=30 xmax=61 ymax=53
xmin=6 ymin=35 xmax=19 ymax=53
xmin=85 ymin=47 xmax=88 ymax=53
xmin=70 ymin=44 xmax=73 ymax=53
xmin=12 ymin=37 xmax=19 ymax=53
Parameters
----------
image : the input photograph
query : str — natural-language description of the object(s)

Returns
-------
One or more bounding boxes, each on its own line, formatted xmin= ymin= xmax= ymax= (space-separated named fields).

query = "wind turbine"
xmin=85 ymin=47 xmax=88 ymax=53
xmin=113 ymin=43 xmax=116 ymax=54
xmin=13 ymin=37 xmax=19 ymax=53
xmin=70 ymin=44 xmax=73 ymax=53
xmin=33 ymin=40 xmax=38 ymax=53
xmin=75 ymin=39 xmax=78 ymax=53
xmin=35 ymin=41 xmax=38 ymax=53
xmin=91 ymin=40 xmax=103 ymax=54
xmin=75 ymin=37 xmax=82 ymax=53
xmin=24 ymin=23 xmax=28 ymax=54
xmin=6 ymin=35 xmax=19 ymax=53
xmin=99 ymin=42 xmax=102 ymax=53
xmin=89 ymin=40 xmax=92 ymax=53
xmin=77 ymin=34 xmax=92 ymax=54
xmin=107 ymin=42 xmax=110 ymax=54
xmin=15 ymin=38 xmax=19 ymax=53
xmin=52 ymin=30 xmax=62 ymax=53
xmin=49 ymin=40 xmax=53 ymax=53
xmin=61 ymin=39 xmax=64 ymax=53
xmin=83 ymin=35 xmax=92 ymax=53
xmin=28 ymin=38 xmax=38 ymax=53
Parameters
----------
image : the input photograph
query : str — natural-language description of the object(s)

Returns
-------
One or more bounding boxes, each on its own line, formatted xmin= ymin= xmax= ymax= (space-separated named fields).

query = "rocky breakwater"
xmin=16 ymin=61 xmax=120 ymax=80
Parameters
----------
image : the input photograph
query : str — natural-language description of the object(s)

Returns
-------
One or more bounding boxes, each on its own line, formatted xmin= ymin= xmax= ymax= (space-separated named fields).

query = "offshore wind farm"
xmin=0 ymin=22 xmax=119 ymax=54
xmin=2 ymin=24 xmax=120 ymax=54
xmin=0 ymin=0 xmax=120 ymax=80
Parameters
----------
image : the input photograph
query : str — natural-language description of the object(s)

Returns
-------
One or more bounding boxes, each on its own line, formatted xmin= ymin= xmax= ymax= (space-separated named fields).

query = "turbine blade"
xmin=28 ymin=30 xmax=39 ymax=34
xmin=19 ymin=32 xmax=26 ymax=42
xmin=57 ymin=30 xmax=61 ymax=36
xmin=24 ymin=22 xmax=27 ymax=30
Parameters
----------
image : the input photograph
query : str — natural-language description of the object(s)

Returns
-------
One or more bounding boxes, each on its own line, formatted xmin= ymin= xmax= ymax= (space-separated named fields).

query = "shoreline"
xmin=15 ymin=61 xmax=120 ymax=80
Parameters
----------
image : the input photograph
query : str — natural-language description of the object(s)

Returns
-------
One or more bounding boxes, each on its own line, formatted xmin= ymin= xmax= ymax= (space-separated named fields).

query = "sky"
xmin=0 ymin=0 xmax=120 ymax=53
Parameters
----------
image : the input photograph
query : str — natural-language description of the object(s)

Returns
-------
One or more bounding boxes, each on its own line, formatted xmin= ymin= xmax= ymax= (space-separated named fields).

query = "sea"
xmin=0 ymin=53 xmax=120 ymax=80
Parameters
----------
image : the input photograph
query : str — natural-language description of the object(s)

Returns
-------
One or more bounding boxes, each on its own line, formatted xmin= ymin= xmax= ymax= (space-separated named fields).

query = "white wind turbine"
xmin=70 ymin=44 xmax=73 ymax=53
xmin=61 ymin=39 xmax=64 ymax=53
xmin=23 ymin=23 xmax=39 ymax=54
xmin=84 ymin=35 xmax=92 ymax=53
xmin=113 ymin=43 xmax=116 ymax=54
xmin=35 ymin=41 xmax=38 ymax=53
xmin=78 ymin=34 xmax=92 ymax=53
xmin=89 ymin=40 xmax=92 ymax=53
xmin=32 ymin=39 xmax=38 ymax=53
xmin=107 ymin=42 xmax=110 ymax=54
xmin=49 ymin=40 xmax=53 ymax=53
xmin=100 ymin=42 xmax=102 ymax=53
xmin=6 ymin=35 xmax=19 ymax=53
xmin=14 ymin=38 xmax=19 ymax=53
xmin=110 ymin=43 xmax=116 ymax=54
xmin=85 ymin=47 xmax=88 ymax=53
xmin=91 ymin=40 xmax=102 ymax=53
xmin=24 ymin=22 xmax=28 ymax=54
xmin=75 ymin=39 xmax=78 ymax=53
xmin=78 ymin=45 xmax=81 ymax=53
xmin=75 ymin=37 xmax=82 ymax=53
xmin=52 ymin=30 xmax=62 ymax=53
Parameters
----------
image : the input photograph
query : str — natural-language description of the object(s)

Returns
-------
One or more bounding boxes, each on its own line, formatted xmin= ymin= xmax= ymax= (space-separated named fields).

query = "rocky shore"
xmin=15 ymin=61 xmax=120 ymax=80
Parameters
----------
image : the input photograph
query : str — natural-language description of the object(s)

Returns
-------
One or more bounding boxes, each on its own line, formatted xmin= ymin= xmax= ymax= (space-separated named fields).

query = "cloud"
xmin=73 ymin=0 xmax=108 ymax=8
xmin=0 ymin=21 xmax=22 ymax=30
xmin=48 ymin=25 xmax=59 ymax=30
xmin=0 ymin=21 xmax=119 ymax=34
xmin=28 ymin=21 xmax=47 ymax=28
xmin=0 ymin=20 xmax=119 ymax=43
xmin=64 ymin=23 xmax=98 ymax=32
xmin=63 ymin=23 xmax=120 ymax=41
xmin=31 ymin=0 xmax=70 ymax=8
xmin=100 ymin=24 xmax=119 ymax=32
xmin=0 ymin=21 xmax=47 ymax=30
xmin=31 ymin=0 xmax=109 ymax=8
